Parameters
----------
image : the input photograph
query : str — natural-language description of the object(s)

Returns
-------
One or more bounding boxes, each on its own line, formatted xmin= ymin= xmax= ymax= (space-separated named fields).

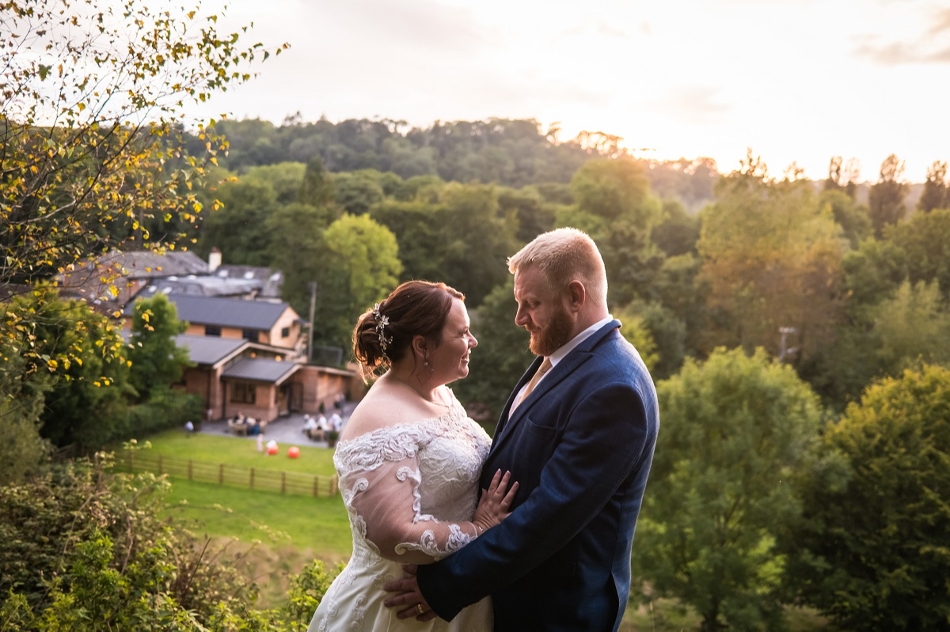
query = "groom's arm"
xmin=414 ymin=379 xmax=655 ymax=621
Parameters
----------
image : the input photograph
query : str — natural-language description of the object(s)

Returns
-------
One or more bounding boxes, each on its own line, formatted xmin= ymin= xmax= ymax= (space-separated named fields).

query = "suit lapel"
xmin=489 ymin=320 xmax=621 ymax=456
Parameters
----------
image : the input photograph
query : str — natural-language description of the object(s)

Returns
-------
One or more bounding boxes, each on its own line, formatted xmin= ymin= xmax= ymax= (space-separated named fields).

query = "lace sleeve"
xmin=341 ymin=453 xmax=480 ymax=564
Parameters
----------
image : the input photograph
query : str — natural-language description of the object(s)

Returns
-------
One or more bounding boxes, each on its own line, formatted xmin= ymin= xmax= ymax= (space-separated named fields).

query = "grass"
xmin=139 ymin=432 xmax=833 ymax=628
xmin=163 ymin=478 xmax=352 ymax=556
xmin=127 ymin=430 xmax=337 ymax=475
xmin=162 ymin=478 xmax=352 ymax=608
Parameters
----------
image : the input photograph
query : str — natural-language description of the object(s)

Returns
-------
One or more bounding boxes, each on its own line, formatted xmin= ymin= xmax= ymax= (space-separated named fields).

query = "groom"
xmin=385 ymin=227 xmax=660 ymax=630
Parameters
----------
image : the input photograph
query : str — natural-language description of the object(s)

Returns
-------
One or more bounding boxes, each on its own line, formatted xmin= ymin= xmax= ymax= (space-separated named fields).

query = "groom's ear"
xmin=566 ymin=280 xmax=586 ymax=313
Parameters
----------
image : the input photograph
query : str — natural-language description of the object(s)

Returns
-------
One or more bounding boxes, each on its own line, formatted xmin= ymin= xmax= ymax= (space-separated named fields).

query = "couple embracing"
xmin=308 ymin=228 xmax=659 ymax=632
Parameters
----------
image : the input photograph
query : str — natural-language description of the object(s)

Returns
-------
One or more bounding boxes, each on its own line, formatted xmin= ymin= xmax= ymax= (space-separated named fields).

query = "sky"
xmin=194 ymin=0 xmax=950 ymax=182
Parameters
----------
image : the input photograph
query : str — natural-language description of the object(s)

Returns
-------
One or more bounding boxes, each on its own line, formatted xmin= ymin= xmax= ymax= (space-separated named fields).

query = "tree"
xmin=16 ymin=288 xmax=133 ymax=449
xmin=317 ymin=214 xmax=402 ymax=348
xmin=197 ymin=178 xmax=278 ymax=265
xmin=651 ymin=199 xmax=701 ymax=258
xmin=1 ymin=0 xmax=283 ymax=398
xmin=873 ymin=280 xmax=950 ymax=374
xmin=698 ymin=167 xmax=846 ymax=363
xmin=633 ymin=348 xmax=823 ymax=631
xmin=611 ymin=305 xmax=659 ymax=372
xmin=887 ymin=208 xmax=950 ymax=300
xmin=822 ymin=155 xmax=859 ymax=198
xmin=299 ymin=157 xmax=337 ymax=210
xmin=868 ymin=154 xmax=908 ymax=236
xmin=126 ymin=294 xmax=190 ymax=401
xmin=453 ymin=279 xmax=533 ymax=426
xmin=787 ymin=365 xmax=950 ymax=630
xmin=332 ymin=170 xmax=386 ymax=215
xmin=918 ymin=160 xmax=948 ymax=213
xmin=267 ymin=202 xmax=329 ymax=321
xmin=568 ymin=158 xmax=666 ymax=307
xmin=437 ymin=183 xmax=518 ymax=307
xmin=819 ymin=188 xmax=871 ymax=249
xmin=0 ymin=0 xmax=282 ymax=287
xmin=243 ymin=162 xmax=306 ymax=205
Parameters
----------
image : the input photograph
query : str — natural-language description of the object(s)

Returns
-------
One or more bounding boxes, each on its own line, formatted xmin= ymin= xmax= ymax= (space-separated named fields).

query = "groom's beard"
xmin=529 ymin=306 xmax=574 ymax=357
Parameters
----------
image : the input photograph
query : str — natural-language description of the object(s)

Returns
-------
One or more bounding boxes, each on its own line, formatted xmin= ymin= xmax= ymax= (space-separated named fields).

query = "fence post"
xmin=281 ymin=472 xmax=286 ymax=495
xmin=188 ymin=460 xmax=193 ymax=481
xmin=250 ymin=468 xmax=255 ymax=490
xmin=313 ymin=476 xmax=319 ymax=498
xmin=158 ymin=455 xmax=163 ymax=475
xmin=129 ymin=451 xmax=134 ymax=472
xmin=219 ymin=463 xmax=224 ymax=485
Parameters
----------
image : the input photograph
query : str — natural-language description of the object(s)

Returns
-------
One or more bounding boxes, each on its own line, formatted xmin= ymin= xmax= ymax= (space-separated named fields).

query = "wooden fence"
xmin=117 ymin=451 xmax=339 ymax=498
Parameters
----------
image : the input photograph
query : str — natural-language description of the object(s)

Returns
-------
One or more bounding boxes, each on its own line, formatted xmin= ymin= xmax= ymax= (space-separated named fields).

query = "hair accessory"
xmin=372 ymin=302 xmax=392 ymax=360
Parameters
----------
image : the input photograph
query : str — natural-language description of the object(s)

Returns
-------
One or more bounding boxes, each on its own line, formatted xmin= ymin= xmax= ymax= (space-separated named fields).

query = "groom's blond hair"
xmin=507 ymin=227 xmax=608 ymax=306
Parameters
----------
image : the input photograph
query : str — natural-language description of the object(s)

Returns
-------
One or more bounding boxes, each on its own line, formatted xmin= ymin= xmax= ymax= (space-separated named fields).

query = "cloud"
xmin=321 ymin=0 xmax=494 ymax=55
xmin=647 ymin=86 xmax=732 ymax=126
xmin=854 ymin=6 xmax=950 ymax=65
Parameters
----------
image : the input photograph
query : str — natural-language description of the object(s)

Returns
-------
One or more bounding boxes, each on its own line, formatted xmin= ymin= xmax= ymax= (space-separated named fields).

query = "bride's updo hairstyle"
xmin=353 ymin=280 xmax=465 ymax=377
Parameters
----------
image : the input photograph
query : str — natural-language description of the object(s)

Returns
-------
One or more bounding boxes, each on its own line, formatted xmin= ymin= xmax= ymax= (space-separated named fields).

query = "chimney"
xmin=209 ymin=247 xmax=222 ymax=272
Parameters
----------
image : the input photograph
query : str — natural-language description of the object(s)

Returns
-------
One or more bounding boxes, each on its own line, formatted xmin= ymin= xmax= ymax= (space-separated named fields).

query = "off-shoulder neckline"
xmin=336 ymin=400 xmax=471 ymax=449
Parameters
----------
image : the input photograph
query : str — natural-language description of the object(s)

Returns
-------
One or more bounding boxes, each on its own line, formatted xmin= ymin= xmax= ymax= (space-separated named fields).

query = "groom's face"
xmin=513 ymin=265 xmax=575 ymax=357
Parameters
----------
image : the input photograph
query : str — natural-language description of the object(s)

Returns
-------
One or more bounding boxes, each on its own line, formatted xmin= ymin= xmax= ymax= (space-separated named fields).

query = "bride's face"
xmin=429 ymin=298 xmax=477 ymax=385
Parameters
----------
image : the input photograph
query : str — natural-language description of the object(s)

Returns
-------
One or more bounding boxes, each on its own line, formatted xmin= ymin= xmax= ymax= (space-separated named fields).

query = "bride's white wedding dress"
xmin=308 ymin=396 xmax=493 ymax=632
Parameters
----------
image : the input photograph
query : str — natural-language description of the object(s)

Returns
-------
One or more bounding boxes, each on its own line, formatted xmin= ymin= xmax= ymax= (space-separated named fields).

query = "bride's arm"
xmin=344 ymin=457 xmax=515 ymax=564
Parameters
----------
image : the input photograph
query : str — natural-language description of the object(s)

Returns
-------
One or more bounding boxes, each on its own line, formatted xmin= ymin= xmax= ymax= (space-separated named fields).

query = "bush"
xmin=787 ymin=364 xmax=950 ymax=631
xmin=123 ymin=387 xmax=204 ymax=439
xmin=0 ymin=456 xmax=273 ymax=630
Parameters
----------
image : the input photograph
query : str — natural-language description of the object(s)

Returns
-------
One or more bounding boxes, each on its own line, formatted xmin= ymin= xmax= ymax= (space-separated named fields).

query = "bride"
xmin=308 ymin=281 xmax=517 ymax=632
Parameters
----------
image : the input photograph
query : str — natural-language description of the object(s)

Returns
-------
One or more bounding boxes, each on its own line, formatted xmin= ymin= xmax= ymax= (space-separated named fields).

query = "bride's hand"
xmin=472 ymin=469 xmax=518 ymax=534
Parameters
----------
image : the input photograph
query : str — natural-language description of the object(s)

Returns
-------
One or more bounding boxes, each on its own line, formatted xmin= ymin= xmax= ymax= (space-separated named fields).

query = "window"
xmin=205 ymin=325 xmax=221 ymax=336
xmin=242 ymin=329 xmax=259 ymax=342
xmin=281 ymin=326 xmax=290 ymax=338
xmin=231 ymin=382 xmax=256 ymax=404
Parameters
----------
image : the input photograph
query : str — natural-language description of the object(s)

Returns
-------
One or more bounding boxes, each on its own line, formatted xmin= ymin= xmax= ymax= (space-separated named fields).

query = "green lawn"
xmin=163 ymin=478 xmax=352 ymax=557
xmin=127 ymin=430 xmax=336 ymax=475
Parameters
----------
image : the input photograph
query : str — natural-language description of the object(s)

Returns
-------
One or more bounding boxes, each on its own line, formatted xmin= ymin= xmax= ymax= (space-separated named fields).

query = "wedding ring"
xmin=416 ymin=604 xmax=425 ymax=615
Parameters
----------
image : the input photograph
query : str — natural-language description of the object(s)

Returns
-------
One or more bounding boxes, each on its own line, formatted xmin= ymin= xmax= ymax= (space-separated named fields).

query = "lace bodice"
xmin=334 ymin=397 xmax=492 ymax=564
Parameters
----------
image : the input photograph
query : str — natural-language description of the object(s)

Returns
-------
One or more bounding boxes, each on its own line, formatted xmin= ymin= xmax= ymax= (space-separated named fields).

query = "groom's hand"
xmin=383 ymin=564 xmax=438 ymax=621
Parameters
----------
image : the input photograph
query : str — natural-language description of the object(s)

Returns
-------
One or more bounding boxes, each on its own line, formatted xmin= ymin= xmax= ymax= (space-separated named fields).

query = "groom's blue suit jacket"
xmin=417 ymin=320 xmax=659 ymax=631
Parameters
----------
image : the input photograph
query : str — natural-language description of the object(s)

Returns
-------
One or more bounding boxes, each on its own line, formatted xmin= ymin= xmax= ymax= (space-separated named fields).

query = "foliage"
xmin=210 ymin=116 xmax=721 ymax=204
xmin=437 ymin=183 xmax=519 ymax=306
xmin=281 ymin=559 xmax=344 ymax=630
xmin=124 ymin=386 xmax=204 ymax=440
xmin=633 ymin=348 xmax=823 ymax=632
xmin=265 ymin=201 xmax=329 ymax=326
xmin=886 ymin=208 xmax=950 ymax=300
xmin=651 ymin=199 xmax=701 ymax=257
xmin=612 ymin=305 xmax=659 ymax=373
xmin=199 ymin=178 xmax=279 ymax=266
xmin=818 ymin=188 xmax=871 ymax=249
xmin=127 ymin=294 xmax=190 ymax=401
xmin=319 ymin=214 xmax=402 ymax=348
xmin=873 ymin=280 xmax=950 ymax=373
xmin=867 ymin=154 xmax=908 ymax=237
xmin=0 ymin=350 xmax=50 ymax=485
xmin=3 ymin=286 xmax=133 ymax=449
xmin=454 ymin=278 xmax=533 ymax=424
xmin=786 ymin=365 xmax=950 ymax=630
xmin=621 ymin=300 xmax=682 ymax=379
xmin=698 ymin=166 xmax=846 ymax=364
xmin=0 ymin=456 xmax=280 ymax=630
xmin=0 ymin=0 xmax=282 ymax=289
xmin=567 ymin=158 xmax=666 ymax=307
xmin=918 ymin=160 xmax=949 ymax=213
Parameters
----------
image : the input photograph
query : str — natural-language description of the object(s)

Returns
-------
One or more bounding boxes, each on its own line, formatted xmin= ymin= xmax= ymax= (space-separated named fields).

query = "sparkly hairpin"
xmin=372 ymin=302 xmax=392 ymax=360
